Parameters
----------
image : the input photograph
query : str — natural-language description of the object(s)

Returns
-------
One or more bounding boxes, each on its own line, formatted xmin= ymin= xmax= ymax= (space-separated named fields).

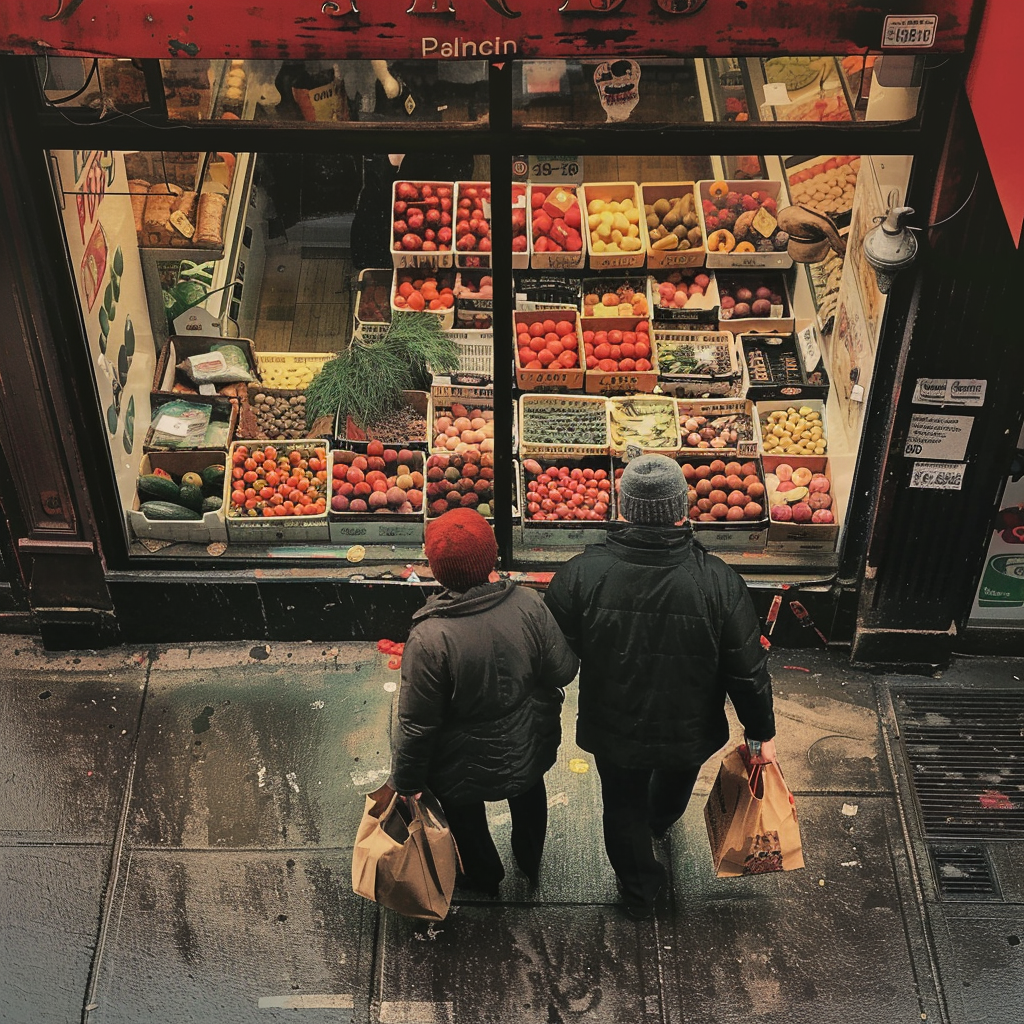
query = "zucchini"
xmin=140 ymin=500 xmax=202 ymax=521
xmin=200 ymin=495 xmax=223 ymax=514
xmin=177 ymin=483 xmax=204 ymax=512
xmin=137 ymin=473 xmax=181 ymax=503
xmin=199 ymin=464 xmax=225 ymax=494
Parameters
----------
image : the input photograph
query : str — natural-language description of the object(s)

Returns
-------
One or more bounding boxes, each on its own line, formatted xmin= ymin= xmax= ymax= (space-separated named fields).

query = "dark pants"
xmin=438 ymin=776 xmax=548 ymax=893
xmin=594 ymin=756 xmax=702 ymax=908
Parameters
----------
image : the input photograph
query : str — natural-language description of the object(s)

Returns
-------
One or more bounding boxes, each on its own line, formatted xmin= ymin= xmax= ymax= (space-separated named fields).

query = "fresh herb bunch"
xmin=304 ymin=312 xmax=461 ymax=428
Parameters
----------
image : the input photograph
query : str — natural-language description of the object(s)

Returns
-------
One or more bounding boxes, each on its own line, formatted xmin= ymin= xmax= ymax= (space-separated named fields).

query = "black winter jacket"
xmin=545 ymin=525 xmax=774 ymax=770
xmin=391 ymin=580 xmax=579 ymax=803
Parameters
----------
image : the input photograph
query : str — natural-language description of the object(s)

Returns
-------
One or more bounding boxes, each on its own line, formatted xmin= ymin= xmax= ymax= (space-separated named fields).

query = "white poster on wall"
xmin=53 ymin=150 xmax=155 ymax=516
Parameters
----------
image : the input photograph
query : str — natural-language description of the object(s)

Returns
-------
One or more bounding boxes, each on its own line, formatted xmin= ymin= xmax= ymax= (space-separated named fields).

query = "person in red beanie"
xmin=390 ymin=508 xmax=578 ymax=895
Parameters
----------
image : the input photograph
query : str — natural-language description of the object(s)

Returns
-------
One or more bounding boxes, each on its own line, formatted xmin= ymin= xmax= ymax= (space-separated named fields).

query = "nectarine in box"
xmin=650 ymin=269 xmax=720 ymax=327
xmin=677 ymin=454 xmax=768 ymax=553
xmin=328 ymin=446 xmax=426 ymax=544
xmin=762 ymin=454 xmax=839 ymax=552
xmin=579 ymin=182 xmax=649 ymax=271
xmin=514 ymin=310 xmax=584 ymax=392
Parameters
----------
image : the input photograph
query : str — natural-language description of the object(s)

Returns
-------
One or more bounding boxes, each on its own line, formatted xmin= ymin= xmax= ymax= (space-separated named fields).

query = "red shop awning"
xmin=1 ymin=1 xmax=977 ymax=62
xmin=967 ymin=0 xmax=1024 ymax=246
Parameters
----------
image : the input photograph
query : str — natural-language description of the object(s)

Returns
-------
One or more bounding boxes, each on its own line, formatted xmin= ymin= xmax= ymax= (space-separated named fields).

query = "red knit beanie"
xmin=424 ymin=508 xmax=497 ymax=591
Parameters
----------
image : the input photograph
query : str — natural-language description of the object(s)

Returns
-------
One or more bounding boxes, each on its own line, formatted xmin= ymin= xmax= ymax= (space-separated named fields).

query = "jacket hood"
xmin=412 ymin=579 xmax=517 ymax=622
xmin=604 ymin=523 xmax=699 ymax=565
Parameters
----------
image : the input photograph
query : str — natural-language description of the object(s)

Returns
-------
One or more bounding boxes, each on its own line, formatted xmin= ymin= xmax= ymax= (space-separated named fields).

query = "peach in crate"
xmin=330 ymin=444 xmax=424 ymax=515
xmin=432 ymin=400 xmax=495 ymax=454
xmin=679 ymin=456 xmax=767 ymax=524
xmin=425 ymin=450 xmax=494 ymax=518
xmin=392 ymin=269 xmax=456 ymax=314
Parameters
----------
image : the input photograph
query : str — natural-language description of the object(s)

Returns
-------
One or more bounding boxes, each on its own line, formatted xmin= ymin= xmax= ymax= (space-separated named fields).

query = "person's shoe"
xmin=454 ymin=875 xmax=500 ymax=899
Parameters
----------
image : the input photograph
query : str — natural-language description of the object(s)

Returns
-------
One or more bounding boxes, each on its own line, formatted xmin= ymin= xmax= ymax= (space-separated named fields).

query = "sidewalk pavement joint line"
xmin=79 ymin=652 xmax=154 ymax=1024
xmin=379 ymin=1001 xmax=455 ymax=1023
xmin=258 ymin=994 xmax=355 ymax=1009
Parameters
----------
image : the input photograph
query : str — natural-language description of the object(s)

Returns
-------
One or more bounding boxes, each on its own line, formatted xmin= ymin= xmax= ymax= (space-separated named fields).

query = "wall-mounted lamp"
xmin=862 ymin=189 xmax=918 ymax=294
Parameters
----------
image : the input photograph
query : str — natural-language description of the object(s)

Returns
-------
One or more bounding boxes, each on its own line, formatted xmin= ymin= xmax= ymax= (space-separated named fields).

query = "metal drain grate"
xmin=928 ymin=844 xmax=1000 ymax=901
xmin=895 ymin=689 xmax=1024 ymax=839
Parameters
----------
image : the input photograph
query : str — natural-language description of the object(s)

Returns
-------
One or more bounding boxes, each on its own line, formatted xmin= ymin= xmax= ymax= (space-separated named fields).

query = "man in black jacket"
xmin=545 ymin=454 xmax=776 ymax=918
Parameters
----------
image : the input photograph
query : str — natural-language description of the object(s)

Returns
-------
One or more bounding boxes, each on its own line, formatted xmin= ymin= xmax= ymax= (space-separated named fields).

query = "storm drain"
xmin=894 ymin=689 xmax=1024 ymax=839
xmin=928 ymin=844 xmax=1000 ymax=901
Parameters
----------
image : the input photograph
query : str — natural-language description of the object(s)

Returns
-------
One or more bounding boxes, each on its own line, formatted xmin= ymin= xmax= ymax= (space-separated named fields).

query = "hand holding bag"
xmin=351 ymin=784 xmax=461 ymax=920
xmin=703 ymin=746 xmax=804 ymax=878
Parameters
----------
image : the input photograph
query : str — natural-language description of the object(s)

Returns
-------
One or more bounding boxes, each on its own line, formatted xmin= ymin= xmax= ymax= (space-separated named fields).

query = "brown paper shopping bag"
xmin=704 ymin=746 xmax=804 ymax=878
xmin=351 ymin=784 xmax=460 ymax=920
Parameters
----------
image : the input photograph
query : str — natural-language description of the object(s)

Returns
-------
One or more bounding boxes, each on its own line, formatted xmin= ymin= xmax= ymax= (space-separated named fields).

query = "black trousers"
xmin=438 ymin=776 xmax=548 ymax=893
xmin=594 ymin=756 xmax=702 ymax=908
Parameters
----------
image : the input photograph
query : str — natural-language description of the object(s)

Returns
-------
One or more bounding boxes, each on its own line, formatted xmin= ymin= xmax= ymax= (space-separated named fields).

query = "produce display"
xmin=765 ymin=463 xmax=834 ymax=524
xmin=455 ymin=182 xmax=491 ymax=261
xmin=645 ymin=192 xmax=704 ymax=253
xmin=520 ymin=396 xmax=608 ymax=450
xmin=759 ymin=406 xmax=827 ymax=455
xmin=585 ymin=194 xmax=643 ymax=255
xmin=356 ymin=271 xmax=393 ymax=325
xmin=257 ymin=360 xmax=324 ymax=390
xmin=702 ymin=181 xmax=788 ymax=254
xmin=608 ymin=397 xmax=680 ymax=452
xmin=787 ymin=157 xmax=860 ymax=218
xmin=521 ymin=459 xmax=612 ymax=522
xmin=657 ymin=333 xmax=734 ymax=377
xmin=717 ymin=276 xmax=787 ymax=321
xmin=250 ymin=390 xmax=308 ymax=440
xmin=392 ymin=270 xmax=456 ymax=313
xmin=432 ymin=401 xmax=495 ymax=453
xmin=227 ymin=444 xmax=329 ymax=519
xmin=678 ymin=408 xmax=752 ymax=451
xmin=583 ymin=282 xmax=648 ymax=318
xmin=582 ymin=321 xmax=652 ymax=373
xmin=512 ymin=184 xmax=528 ymax=254
xmin=530 ymin=186 xmax=585 ymax=254
xmin=330 ymin=445 xmax=423 ymax=515
xmin=516 ymin=316 xmax=580 ymax=372
xmin=345 ymin=402 xmax=428 ymax=444
xmin=137 ymin=461 xmax=225 ymax=521
xmin=392 ymin=181 xmax=454 ymax=254
xmin=454 ymin=271 xmax=493 ymax=330
xmin=425 ymin=451 xmax=494 ymax=518
xmin=654 ymin=271 xmax=713 ymax=312
xmin=680 ymin=459 xmax=766 ymax=523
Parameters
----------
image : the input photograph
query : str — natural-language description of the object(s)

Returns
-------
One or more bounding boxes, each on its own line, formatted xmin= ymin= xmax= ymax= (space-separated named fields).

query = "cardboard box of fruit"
xmin=519 ymin=394 xmax=610 ymax=458
xmin=352 ymin=268 xmax=393 ymax=342
xmin=521 ymin=456 xmax=615 ymax=539
xmin=677 ymin=455 xmax=768 ymax=552
xmin=655 ymin=329 xmax=742 ymax=398
xmin=762 ymin=454 xmax=839 ymax=552
xmin=696 ymin=180 xmax=794 ymax=269
xmin=528 ymin=184 xmax=587 ymax=271
xmin=429 ymin=389 xmax=495 ymax=457
xmin=329 ymin=444 xmax=426 ymax=544
xmin=255 ymin=352 xmax=332 ymax=390
xmin=579 ymin=182 xmax=649 ymax=271
xmin=675 ymin=399 xmax=758 ymax=458
xmin=453 ymin=181 xmax=492 ymax=270
xmin=334 ymin=390 xmax=430 ymax=450
xmin=514 ymin=310 xmax=584 ymax=392
xmin=512 ymin=183 xmax=529 ymax=270
xmin=716 ymin=272 xmax=794 ymax=334
xmin=581 ymin=277 xmax=649 ymax=318
xmin=754 ymin=400 xmax=828 ymax=456
xmin=650 ymin=269 xmax=720 ymax=327
xmin=223 ymin=440 xmax=330 ymax=543
xmin=425 ymin=450 xmax=494 ymax=521
xmin=128 ymin=449 xmax=228 ymax=544
xmin=391 ymin=180 xmax=456 ymax=270
xmin=580 ymin=317 xmax=658 ymax=395
xmin=391 ymin=268 xmax=456 ymax=330
xmin=641 ymin=182 xmax=706 ymax=269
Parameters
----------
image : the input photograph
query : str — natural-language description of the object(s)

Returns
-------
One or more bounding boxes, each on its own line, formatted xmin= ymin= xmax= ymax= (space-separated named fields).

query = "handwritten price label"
xmin=909 ymin=461 xmax=966 ymax=491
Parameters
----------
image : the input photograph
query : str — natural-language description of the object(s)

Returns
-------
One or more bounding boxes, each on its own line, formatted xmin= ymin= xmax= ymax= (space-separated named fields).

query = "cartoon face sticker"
xmin=594 ymin=60 xmax=641 ymax=123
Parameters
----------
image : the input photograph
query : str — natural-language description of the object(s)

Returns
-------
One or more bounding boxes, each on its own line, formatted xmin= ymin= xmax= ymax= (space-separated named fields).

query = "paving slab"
xmin=131 ymin=643 xmax=395 ymax=850
xmin=0 ymin=638 xmax=146 ymax=843
xmin=661 ymin=795 xmax=927 ymax=1024
xmin=85 ymin=849 xmax=377 ymax=1024
xmin=0 ymin=845 xmax=108 ymax=1024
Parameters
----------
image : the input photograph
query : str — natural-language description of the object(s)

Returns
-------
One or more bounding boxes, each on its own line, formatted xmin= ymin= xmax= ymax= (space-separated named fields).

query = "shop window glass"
xmin=35 ymin=57 xmax=151 ymax=115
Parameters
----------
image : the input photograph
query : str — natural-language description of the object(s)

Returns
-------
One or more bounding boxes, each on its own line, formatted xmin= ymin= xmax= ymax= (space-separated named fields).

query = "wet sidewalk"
xmin=1 ymin=637 xmax=1020 ymax=1024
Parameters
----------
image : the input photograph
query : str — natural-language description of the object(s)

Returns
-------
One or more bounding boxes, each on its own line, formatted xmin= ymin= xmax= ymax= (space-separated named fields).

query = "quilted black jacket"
xmin=545 ymin=525 xmax=774 ymax=769
xmin=391 ymin=580 xmax=579 ymax=803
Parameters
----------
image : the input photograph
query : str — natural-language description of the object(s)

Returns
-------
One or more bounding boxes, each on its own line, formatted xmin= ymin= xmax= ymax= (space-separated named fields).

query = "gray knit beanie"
xmin=618 ymin=454 xmax=688 ymax=525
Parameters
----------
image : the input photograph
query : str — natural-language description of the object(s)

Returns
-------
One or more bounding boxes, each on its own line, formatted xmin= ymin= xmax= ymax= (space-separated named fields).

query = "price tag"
xmin=752 ymin=207 xmax=778 ymax=238
xmin=761 ymin=82 xmax=791 ymax=106
xmin=624 ymin=444 xmax=642 ymax=463
xmin=796 ymin=325 xmax=822 ymax=375
xmin=882 ymin=15 xmax=938 ymax=48
xmin=909 ymin=461 xmax=966 ymax=491
xmin=155 ymin=415 xmax=190 ymax=437
xmin=528 ymin=155 xmax=584 ymax=185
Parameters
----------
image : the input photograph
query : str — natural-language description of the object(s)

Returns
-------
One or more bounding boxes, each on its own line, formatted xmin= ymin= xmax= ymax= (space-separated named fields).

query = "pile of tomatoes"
xmin=522 ymin=459 xmax=612 ymax=522
xmin=228 ymin=444 xmax=329 ymax=518
xmin=516 ymin=317 xmax=580 ymax=372
xmin=392 ymin=271 xmax=456 ymax=313
xmin=582 ymin=321 xmax=653 ymax=373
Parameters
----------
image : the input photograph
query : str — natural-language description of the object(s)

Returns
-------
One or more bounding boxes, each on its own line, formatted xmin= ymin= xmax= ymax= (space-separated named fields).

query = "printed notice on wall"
xmin=912 ymin=378 xmax=987 ymax=406
xmin=903 ymin=413 xmax=972 ymax=460
xmin=909 ymin=461 xmax=966 ymax=490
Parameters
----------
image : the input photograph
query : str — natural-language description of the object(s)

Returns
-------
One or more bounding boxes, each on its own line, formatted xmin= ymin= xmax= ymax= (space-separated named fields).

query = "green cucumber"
xmin=200 ymin=495 xmax=223 ymax=514
xmin=137 ymin=474 xmax=181 ymax=503
xmin=177 ymin=483 xmax=204 ymax=512
xmin=140 ymin=501 xmax=202 ymax=521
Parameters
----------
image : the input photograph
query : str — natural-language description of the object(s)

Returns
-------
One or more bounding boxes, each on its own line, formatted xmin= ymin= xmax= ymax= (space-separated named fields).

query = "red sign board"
xmin=2 ymin=1 xmax=976 ymax=60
